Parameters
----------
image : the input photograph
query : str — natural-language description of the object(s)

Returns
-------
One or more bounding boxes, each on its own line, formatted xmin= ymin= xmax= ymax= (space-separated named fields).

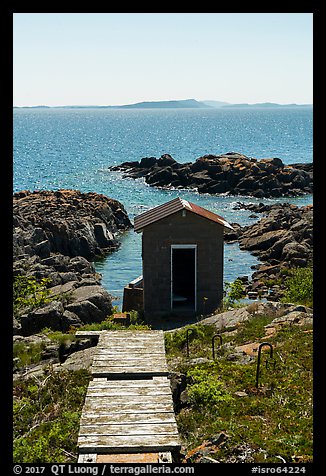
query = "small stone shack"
xmin=123 ymin=197 xmax=233 ymax=319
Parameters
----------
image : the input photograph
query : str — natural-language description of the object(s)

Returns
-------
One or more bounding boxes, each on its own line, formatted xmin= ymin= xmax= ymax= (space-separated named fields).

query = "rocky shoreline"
xmin=110 ymin=152 xmax=313 ymax=198
xmin=13 ymin=189 xmax=312 ymax=371
xmin=12 ymin=187 xmax=313 ymax=464
xmin=13 ymin=190 xmax=132 ymax=336
xmin=225 ymin=202 xmax=313 ymax=300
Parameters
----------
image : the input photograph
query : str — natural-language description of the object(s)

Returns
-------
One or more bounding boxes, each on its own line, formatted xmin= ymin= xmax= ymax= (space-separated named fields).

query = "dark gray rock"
xmin=94 ymin=223 xmax=115 ymax=248
xmin=109 ymin=153 xmax=312 ymax=198
xmin=20 ymin=301 xmax=65 ymax=336
xmin=62 ymin=310 xmax=83 ymax=328
xmin=139 ymin=156 xmax=157 ymax=168
xmin=65 ymin=300 xmax=105 ymax=324
xmin=146 ymin=166 xmax=174 ymax=186
xmin=13 ymin=190 xmax=132 ymax=261
xmin=157 ymin=154 xmax=177 ymax=167
xmin=34 ymin=240 xmax=51 ymax=258
xmin=169 ymin=372 xmax=188 ymax=412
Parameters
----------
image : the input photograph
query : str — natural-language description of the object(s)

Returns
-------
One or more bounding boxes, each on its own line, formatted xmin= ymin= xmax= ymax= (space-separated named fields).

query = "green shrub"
xmin=164 ymin=324 xmax=215 ymax=357
xmin=281 ymin=267 xmax=313 ymax=307
xmin=223 ymin=278 xmax=245 ymax=309
xmin=14 ymin=275 xmax=52 ymax=318
xmin=41 ymin=328 xmax=76 ymax=345
xmin=187 ymin=365 xmax=233 ymax=407
xmin=13 ymin=368 xmax=90 ymax=462
xmin=13 ymin=341 xmax=46 ymax=368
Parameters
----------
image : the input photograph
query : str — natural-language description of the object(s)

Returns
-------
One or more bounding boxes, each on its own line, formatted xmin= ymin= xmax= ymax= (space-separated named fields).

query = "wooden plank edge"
xmin=78 ymin=443 xmax=181 ymax=455
xmin=77 ymin=453 xmax=97 ymax=463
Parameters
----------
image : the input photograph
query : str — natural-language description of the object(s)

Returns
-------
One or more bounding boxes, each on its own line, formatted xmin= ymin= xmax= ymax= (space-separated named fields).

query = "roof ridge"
xmin=134 ymin=197 xmax=233 ymax=232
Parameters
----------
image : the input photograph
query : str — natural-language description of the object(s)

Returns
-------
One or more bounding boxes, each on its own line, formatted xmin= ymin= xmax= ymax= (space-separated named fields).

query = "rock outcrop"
xmin=110 ymin=152 xmax=313 ymax=198
xmin=224 ymin=202 xmax=313 ymax=300
xmin=13 ymin=190 xmax=132 ymax=335
xmin=13 ymin=189 xmax=131 ymax=260
xmin=226 ymin=202 xmax=313 ymax=268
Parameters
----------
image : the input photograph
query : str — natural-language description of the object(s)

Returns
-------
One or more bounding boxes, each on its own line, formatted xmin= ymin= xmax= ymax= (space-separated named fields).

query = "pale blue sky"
xmin=13 ymin=13 xmax=313 ymax=106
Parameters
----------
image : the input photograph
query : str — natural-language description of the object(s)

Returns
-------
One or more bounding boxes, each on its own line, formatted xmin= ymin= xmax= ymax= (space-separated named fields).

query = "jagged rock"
xmin=224 ymin=203 xmax=313 ymax=300
xmin=20 ymin=301 xmax=65 ymax=336
xmin=65 ymin=301 xmax=105 ymax=324
xmin=13 ymin=317 xmax=22 ymax=335
xmin=240 ymin=229 xmax=286 ymax=253
xmin=13 ymin=189 xmax=132 ymax=261
xmin=68 ymin=285 xmax=112 ymax=315
xmin=13 ymin=190 xmax=132 ymax=335
xmin=110 ymin=153 xmax=312 ymax=198
xmin=60 ymin=347 xmax=95 ymax=371
xmin=201 ymin=307 xmax=251 ymax=330
xmin=62 ymin=310 xmax=83 ymax=328
xmin=169 ymin=372 xmax=188 ymax=412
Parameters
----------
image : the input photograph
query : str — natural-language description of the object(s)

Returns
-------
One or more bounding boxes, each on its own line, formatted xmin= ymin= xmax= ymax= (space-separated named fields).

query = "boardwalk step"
xmin=78 ymin=435 xmax=181 ymax=454
xmin=77 ymin=331 xmax=181 ymax=459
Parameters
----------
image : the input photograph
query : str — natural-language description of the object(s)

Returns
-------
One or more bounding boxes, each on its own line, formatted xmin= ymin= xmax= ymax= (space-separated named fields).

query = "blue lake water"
xmin=13 ymin=107 xmax=313 ymax=308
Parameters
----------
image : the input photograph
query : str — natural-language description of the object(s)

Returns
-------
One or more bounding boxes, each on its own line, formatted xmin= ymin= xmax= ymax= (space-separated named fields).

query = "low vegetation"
xmin=165 ymin=315 xmax=313 ymax=463
xmin=13 ymin=275 xmax=52 ymax=318
xmin=76 ymin=309 xmax=151 ymax=332
xmin=13 ymin=368 xmax=90 ymax=463
xmin=281 ymin=267 xmax=313 ymax=308
xmin=13 ymin=272 xmax=313 ymax=463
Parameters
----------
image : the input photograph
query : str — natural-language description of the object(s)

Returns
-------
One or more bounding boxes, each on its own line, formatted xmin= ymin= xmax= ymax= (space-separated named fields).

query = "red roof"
xmin=134 ymin=197 xmax=233 ymax=232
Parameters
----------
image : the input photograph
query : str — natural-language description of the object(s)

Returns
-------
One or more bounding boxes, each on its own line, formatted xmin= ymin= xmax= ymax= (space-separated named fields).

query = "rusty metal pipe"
xmin=255 ymin=342 xmax=274 ymax=388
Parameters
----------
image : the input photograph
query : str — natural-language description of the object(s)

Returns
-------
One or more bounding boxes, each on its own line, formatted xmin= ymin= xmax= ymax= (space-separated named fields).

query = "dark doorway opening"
xmin=171 ymin=247 xmax=196 ymax=310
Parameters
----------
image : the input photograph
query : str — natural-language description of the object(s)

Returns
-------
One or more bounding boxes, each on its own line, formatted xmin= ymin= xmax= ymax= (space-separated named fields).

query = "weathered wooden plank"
xmin=95 ymin=346 xmax=165 ymax=352
xmin=98 ymin=330 xmax=163 ymax=336
xmin=95 ymin=453 xmax=170 ymax=463
xmin=91 ymin=361 xmax=168 ymax=377
xmin=84 ymin=394 xmax=173 ymax=405
xmin=98 ymin=335 xmax=164 ymax=342
xmin=92 ymin=358 xmax=167 ymax=366
xmin=82 ymin=402 xmax=174 ymax=413
xmin=98 ymin=336 xmax=163 ymax=341
xmin=96 ymin=344 xmax=164 ymax=350
xmin=91 ymin=366 xmax=167 ymax=372
xmin=77 ymin=331 xmax=180 ymax=458
xmin=88 ymin=379 xmax=170 ymax=388
xmin=96 ymin=342 xmax=164 ymax=348
xmin=79 ymin=423 xmax=179 ymax=436
xmin=78 ymin=434 xmax=181 ymax=453
xmin=98 ymin=334 xmax=163 ymax=338
xmin=94 ymin=346 xmax=165 ymax=352
xmin=95 ymin=351 xmax=165 ymax=356
xmin=93 ymin=355 xmax=167 ymax=363
xmin=80 ymin=412 xmax=176 ymax=425
xmin=97 ymin=336 xmax=165 ymax=342
xmin=92 ymin=358 xmax=167 ymax=364
xmin=88 ymin=383 xmax=171 ymax=390
xmin=77 ymin=453 xmax=97 ymax=463
xmin=91 ymin=362 xmax=168 ymax=370
xmin=76 ymin=330 xmax=104 ymax=337
xmin=87 ymin=387 xmax=170 ymax=397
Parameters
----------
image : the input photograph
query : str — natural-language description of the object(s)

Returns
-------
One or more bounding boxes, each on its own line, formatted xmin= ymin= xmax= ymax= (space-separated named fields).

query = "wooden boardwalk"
xmin=76 ymin=330 xmax=181 ymax=463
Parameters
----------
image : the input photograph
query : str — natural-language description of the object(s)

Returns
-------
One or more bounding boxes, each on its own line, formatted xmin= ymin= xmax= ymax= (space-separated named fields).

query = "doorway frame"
xmin=170 ymin=244 xmax=197 ymax=312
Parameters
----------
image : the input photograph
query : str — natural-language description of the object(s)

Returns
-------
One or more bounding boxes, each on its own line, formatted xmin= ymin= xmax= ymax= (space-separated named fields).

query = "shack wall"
xmin=141 ymin=210 xmax=224 ymax=318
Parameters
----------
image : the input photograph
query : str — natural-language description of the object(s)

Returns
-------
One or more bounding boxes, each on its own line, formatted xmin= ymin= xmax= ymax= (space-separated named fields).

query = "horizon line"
xmin=13 ymin=98 xmax=313 ymax=108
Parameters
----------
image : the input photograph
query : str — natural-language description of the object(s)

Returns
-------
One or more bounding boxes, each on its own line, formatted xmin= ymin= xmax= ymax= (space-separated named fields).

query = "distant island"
xmin=116 ymin=99 xmax=211 ymax=109
xmin=221 ymin=102 xmax=312 ymax=109
xmin=14 ymin=99 xmax=312 ymax=109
